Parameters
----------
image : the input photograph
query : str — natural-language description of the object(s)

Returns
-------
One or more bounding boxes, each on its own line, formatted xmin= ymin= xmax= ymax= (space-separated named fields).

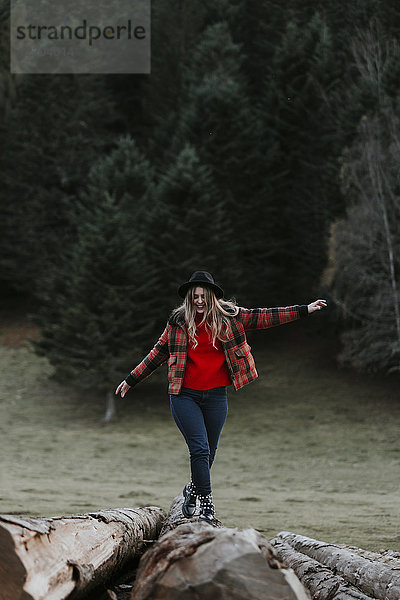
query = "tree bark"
xmin=0 ymin=506 xmax=166 ymax=600
xmin=269 ymin=539 xmax=374 ymax=600
xmin=128 ymin=495 xmax=310 ymax=600
xmin=271 ymin=531 xmax=400 ymax=600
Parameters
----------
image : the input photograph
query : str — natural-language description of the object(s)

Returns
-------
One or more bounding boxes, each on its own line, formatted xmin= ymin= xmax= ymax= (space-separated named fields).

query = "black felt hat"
xmin=178 ymin=271 xmax=224 ymax=299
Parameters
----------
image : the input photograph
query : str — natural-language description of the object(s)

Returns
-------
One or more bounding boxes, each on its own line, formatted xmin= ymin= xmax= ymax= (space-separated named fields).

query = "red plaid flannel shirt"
xmin=128 ymin=305 xmax=308 ymax=394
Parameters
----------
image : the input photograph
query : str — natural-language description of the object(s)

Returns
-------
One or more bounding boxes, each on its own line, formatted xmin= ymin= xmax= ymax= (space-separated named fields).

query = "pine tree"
xmin=147 ymin=144 xmax=240 ymax=307
xmin=34 ymin=195 xmax=157 ymax=398
xmin=155 ymin=21 xmax=280 ymax=303
xmin=33 ymin=137 xmax=158 ymax=419
xmin=81 ymin=135 xmax=154 ymax=233
xmin=260 ymin=11 xmax=344 ymax=298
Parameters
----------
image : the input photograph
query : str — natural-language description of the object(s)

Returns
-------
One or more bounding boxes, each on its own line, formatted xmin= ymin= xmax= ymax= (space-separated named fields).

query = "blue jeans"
xmin=170 ymin=386 xmax=228 ymax=496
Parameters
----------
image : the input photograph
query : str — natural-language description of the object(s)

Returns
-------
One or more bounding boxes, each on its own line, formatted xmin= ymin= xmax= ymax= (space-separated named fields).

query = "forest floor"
xmin=0 ymin=307 xmax=399 ymax=552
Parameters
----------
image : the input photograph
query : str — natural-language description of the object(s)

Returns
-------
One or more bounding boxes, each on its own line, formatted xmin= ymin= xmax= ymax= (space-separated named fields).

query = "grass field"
xmin=1 ymin=315 xmax=399 ymax=551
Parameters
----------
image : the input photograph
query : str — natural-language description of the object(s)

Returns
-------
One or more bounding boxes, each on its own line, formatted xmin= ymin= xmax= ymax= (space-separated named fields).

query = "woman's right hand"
xmin=115 ymin=381 xmax=131 ymax=398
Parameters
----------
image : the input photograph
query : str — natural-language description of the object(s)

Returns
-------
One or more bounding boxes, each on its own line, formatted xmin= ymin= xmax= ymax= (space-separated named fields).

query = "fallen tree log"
xmin=0 ymin=506 xmax=166 ymax=600
xmin=269 ymin=539 xmax=374 ymax=600
xmin=332 ymin=544 xmax=400 ymax=567
xmin=128 ymin=495 xmax=310 ymax=600
xmin=271 ymin=532 xmax=400 ymax=600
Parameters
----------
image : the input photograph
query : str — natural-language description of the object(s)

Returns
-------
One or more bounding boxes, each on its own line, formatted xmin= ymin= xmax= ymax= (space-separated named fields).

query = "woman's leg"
xmin=192 ymin=387 xmax=228 ymax=523
xmin=202 ymin=386 xmax=228 ymax=469
xmin=170 ymin=388 xmax=211 ymax=496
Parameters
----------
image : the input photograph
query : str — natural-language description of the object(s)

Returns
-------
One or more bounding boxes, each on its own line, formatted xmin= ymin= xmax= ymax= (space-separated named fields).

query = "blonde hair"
xmin=171 ymin=287 xmax=239 ymax=348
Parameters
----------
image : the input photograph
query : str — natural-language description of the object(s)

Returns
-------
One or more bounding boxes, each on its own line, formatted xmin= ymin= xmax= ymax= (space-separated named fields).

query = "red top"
xmin=182 ymin=314 xmax=232 ymax=390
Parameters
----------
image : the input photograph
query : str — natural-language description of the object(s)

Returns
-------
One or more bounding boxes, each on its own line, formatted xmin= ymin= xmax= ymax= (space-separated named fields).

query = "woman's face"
xmin=193 ymin=287 xmax=206 ymax=314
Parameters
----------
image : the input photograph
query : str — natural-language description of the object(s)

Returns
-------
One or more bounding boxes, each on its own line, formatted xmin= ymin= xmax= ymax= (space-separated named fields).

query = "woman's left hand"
xmin=307 ymin=299 xmax=328 ymax=313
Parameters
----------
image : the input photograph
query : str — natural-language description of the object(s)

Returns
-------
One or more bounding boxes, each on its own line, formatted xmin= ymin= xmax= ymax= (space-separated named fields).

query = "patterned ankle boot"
xmin=182 ymin=481 xmax=197 ymax=518
xmin=198 ymin=493 xmax=215 ymax=523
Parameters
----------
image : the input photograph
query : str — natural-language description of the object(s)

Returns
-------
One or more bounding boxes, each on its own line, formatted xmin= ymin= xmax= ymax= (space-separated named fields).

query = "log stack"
xmin=3 ymin=500 xmax=399 ymax=600
xmin=270 ymin=531 xmax=400 ymax=600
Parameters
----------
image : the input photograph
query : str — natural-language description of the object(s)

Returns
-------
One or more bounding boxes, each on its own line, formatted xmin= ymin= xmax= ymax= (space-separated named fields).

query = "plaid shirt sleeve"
xmin=128 ymin=324 xmax=170 ymax=386
xmin=238 ymin=305 xmax=308 ymax=330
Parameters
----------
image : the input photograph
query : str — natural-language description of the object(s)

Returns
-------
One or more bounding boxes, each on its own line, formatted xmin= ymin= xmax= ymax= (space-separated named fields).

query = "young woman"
xmin=115 ymin=271 xmax=327 ymax=523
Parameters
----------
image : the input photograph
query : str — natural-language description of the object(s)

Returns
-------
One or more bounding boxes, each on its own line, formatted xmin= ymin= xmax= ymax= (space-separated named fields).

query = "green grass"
xmin=1 ymin=320 xmax=399 ymax=551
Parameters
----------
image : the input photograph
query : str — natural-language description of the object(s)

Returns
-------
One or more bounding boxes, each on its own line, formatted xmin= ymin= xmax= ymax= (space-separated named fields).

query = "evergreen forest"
xmin=1 ymin=0 xmax=400 ymax=394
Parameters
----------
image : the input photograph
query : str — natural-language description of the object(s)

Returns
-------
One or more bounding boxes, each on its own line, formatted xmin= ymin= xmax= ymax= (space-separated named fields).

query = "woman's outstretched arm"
xmin=115 ymin=324 xmax=170 ymax=397
xmin=239 ymin=299 xmax=327 ymax=330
